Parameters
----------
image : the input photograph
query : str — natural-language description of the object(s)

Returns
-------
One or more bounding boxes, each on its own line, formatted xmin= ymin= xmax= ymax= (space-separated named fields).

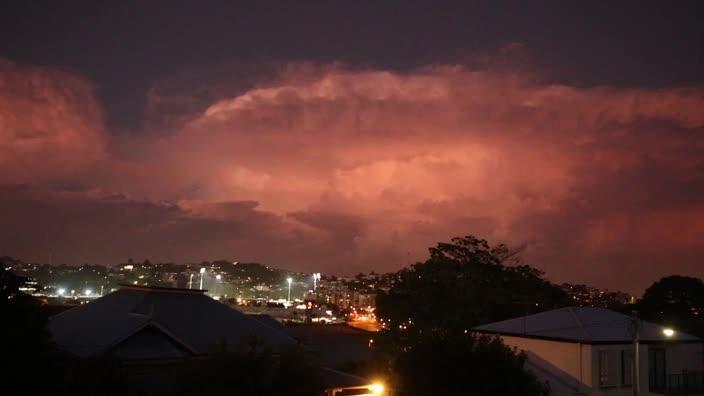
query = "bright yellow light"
xmin=663 ymin=328 xmax=675 ymax=337
xmin=369 ymin=383 xmax=384 ymax=395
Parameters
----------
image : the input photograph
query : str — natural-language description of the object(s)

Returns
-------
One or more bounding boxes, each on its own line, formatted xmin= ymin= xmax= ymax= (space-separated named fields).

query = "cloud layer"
xmin=2 ymin=59 xmax=703 ymax=292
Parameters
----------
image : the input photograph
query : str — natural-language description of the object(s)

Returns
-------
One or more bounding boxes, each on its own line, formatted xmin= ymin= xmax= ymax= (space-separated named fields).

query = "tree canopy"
xmin=371 ymin=235 xmax=565 ymax=396
xmin=376 ymin=235 xmax=569 ymax=338
xmin=638 ymin=275 xmax=704 ymax=337
xmin=391 ymin=333 xmax=548 ymax=396
xmin=1 ymin=268 xmax=63 ymax=391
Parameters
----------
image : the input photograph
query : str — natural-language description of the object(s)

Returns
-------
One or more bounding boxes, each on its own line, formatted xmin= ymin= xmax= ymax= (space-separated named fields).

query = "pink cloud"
xmin=0 ymin=59 xmax=107 ymax=185
xmin=2 ymin=61 xmax=704 ymax=292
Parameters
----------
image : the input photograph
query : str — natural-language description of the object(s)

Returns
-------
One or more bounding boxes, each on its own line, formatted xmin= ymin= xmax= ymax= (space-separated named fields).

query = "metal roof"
xmin=473 ymin=307 xmax=701 ymax=344
xmin=49 ymin=285 xmax=296 ymax=357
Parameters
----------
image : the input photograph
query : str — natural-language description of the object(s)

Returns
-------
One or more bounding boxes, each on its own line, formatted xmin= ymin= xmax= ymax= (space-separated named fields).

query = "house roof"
xmin=49 ymin=285 xmax=296 ymax=357
xmin=473 ymin=307 xmax=701 ymax=344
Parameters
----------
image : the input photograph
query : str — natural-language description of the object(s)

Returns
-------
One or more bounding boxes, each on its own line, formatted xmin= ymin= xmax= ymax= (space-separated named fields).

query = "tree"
xmin=1 ymin=268 xmax=62 ymax=391
xmin=372 ymin=236 xmax=566 ymax=396
xmin=376 ymin=235 xmax=569 ymax=339
xmin=171 ymin=345 xmax=322 ymax=396
xmin=392 ymin=334 xmax=548 ymax=396
xmin=638 ymin=275 xmax=704 ymax=337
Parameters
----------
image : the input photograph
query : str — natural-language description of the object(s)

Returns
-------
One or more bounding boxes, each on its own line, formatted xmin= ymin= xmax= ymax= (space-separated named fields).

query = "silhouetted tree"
xmin=372 ymin=236 xmax=566 ymax=396
xmin=376 ymin=235 xmax=569 ymax=339
xmin=638 ymin=275 xmax=704 ymax=337
xmin=172 ymin=346 xmax=322 ymax=396
xmin=392 ymin=333 xmax=548 ymax=396
xmin=1 ymin=268 xmax=62 ymax=392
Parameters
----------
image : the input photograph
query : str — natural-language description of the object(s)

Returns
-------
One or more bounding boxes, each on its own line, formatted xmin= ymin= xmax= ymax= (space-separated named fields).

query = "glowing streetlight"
xmin=663 ymin=328 xmax=675 ymax=337
xmin=370 ymin=383 xmax=385 ymax=395
xmin=199 ymin=267 xmax=206 ymax=290
xmin=287 ymin=277 xmax=293 ymax=302
xmin=84 ymin=289 xmax=92 ymax=296
xmin=57 ymin=288 xmax=66 ymax=296
xmin=329 ymin=383 xmax=385 ymax=396
xmin=189 ymin=273 xmax=194 ymax=289
xmin=216 ymin=274 xmax=222 ymax=281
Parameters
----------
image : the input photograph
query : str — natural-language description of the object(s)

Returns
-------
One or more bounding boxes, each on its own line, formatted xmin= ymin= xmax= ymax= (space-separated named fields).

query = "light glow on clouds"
xmin=2 ymin=58 xmax=703 ymax=292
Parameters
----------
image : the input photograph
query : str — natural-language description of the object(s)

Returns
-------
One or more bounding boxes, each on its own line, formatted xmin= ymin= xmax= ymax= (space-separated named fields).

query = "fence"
xmin=668 ymin=371 xmax=704 ymax=396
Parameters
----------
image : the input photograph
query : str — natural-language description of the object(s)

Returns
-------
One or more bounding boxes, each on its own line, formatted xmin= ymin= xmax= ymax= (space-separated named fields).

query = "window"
xmin=649 ymin=348 xmax=666 ymax=393
xmin=599 ymin=350 xmax=620 ymax=388
xmin=621 ymin=350 xmax=634 ymax=386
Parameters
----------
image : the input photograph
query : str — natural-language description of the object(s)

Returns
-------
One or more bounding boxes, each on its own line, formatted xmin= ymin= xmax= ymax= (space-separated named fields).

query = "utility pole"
xmin=632 ymin=310 xmax=640 ymax=396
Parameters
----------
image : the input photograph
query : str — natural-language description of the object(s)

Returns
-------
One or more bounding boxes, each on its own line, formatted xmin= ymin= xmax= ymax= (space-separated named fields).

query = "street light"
xmin=287 ymin=277 xmax=293 ymax=302
xmin=57 ymin=288 xmax=66 ymax=296
xmin=215 ymin=274 xmax=222 ymax=295
xmin=328 ymin=383 xmax=385 ymax=396
xmin=370 ymin=383 xmax=385 ymax=395
xmin=199 ymin=267 xmax=206 ymax=290
xmin=189 ymin=273 xmax=194 ymax=289
xmin=663 ymin=328 xmax=675 ymax=337
xmin=84 ymin=289 xmax=92 ymax=296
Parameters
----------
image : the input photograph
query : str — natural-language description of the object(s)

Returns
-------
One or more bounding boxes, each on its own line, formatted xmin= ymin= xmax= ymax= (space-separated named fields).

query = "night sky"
xmin=1 ymin=1 xmax=703 ymax=293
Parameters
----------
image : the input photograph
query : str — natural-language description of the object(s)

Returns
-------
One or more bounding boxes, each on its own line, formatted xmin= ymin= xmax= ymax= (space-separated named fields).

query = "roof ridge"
xmin=119 ymin=284 xmax=207 ymax=294
xmin=566 ymin=307 xmax=591 ymax=340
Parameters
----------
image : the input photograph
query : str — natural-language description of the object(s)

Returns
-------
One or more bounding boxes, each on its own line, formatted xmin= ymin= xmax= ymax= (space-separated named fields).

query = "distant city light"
xmin=84 ymin=289 xmax=92 ymax=296
xmin=216 ymin=274 xmax=222 ymax=281
xmin=200 ymin=267 xmax=206 ymax=274
xmin=663 ymin=328 xmax=675 ymax=337
xmin=57 ymin=288 xmax=66 ymax=296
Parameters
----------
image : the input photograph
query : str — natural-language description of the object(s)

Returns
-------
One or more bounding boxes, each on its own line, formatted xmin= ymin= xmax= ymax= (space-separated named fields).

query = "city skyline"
xmin=2 ymin=1 xmax=704 ymax=294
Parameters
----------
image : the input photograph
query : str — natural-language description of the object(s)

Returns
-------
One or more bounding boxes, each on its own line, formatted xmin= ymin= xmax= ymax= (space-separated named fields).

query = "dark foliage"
xmin=372 ymin=235 xmax=565 ymax=396
xmin=376 ymin=236 xmax=570 ymax=338
xmin=1 ymin=268 xmax=63 ymax=392
xmin=171 ymin=346 xmax=323 ymax=396
xmin=638 ymin=275 xmax=704 ymax=337
xmin=392 ymin=334 xmax=548 ymax=396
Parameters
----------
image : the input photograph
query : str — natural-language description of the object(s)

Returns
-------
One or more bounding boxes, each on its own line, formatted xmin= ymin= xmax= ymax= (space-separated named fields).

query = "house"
xmin=50 ymin=284 xmax=383 ymax=394
xmin=473 ymin=307 xmax=704 ymax=395
xmin=50 ymin=284 xmax=296 ymax=359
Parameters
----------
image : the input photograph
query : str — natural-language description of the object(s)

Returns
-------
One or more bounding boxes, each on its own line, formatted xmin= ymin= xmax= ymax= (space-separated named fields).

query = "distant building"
xmin=474 ymin=307 xmax=704 ymax=396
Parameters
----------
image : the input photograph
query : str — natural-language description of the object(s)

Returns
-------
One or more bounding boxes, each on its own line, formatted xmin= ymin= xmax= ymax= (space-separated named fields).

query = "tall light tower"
xmin=189 ymin=273 xmax=194 ymax=289
xmin=287 ymin=277 xmax=293 ymax=302
xmin=199 ymin=267 xmax=206 ymax=290
xmin=216 ymin=274 xmax=222 ymax=295
xmin=313 ymin=273 xmax=321 ymax=291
